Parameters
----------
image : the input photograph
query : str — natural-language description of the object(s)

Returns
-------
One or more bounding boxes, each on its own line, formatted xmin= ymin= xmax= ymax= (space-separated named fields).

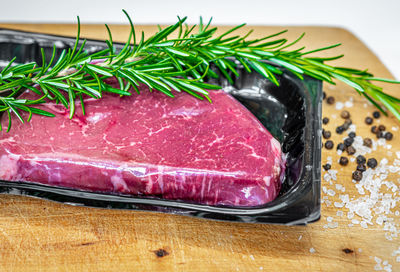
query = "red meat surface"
xmin=0 ymin=82 xmax=284 ymax=206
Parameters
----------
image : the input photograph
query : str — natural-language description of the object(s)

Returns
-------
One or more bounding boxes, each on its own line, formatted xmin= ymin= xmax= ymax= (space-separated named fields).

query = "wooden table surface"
xmin=0 ymin=23 xmax=399 ymax=272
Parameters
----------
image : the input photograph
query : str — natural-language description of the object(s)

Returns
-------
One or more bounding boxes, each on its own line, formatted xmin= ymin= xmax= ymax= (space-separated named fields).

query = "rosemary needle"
xmin=0 ymin=10 xmax=399 ymax=131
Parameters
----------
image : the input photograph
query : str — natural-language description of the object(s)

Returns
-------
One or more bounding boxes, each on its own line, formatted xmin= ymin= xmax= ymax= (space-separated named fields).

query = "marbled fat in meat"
xmin=0 ymin=81 xmax=284 ymax=206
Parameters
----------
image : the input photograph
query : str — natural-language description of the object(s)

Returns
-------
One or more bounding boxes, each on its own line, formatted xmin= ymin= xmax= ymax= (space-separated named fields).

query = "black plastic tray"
xmin=0 ymin=29 xmax=322 ymax=225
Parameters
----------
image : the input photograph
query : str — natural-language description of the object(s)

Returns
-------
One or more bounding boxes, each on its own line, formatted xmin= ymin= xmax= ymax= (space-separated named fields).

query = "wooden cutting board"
xmin=0 ymin=24 xmax=399 ymax=272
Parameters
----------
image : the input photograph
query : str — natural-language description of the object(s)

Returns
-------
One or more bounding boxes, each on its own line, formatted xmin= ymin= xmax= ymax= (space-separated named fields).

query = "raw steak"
xmin=0 ymin=80 xmax=284 ymax=206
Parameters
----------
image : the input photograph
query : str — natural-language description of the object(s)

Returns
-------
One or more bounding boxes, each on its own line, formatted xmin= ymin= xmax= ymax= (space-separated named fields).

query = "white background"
xmin=1 ymin=0 xmax=399 ymax=79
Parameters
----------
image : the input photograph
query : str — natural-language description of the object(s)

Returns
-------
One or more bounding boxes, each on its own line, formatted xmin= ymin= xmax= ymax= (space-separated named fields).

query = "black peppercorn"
xmin=322 ymin=117 xmax=329 ymax=125
xmin=378 ymin=125 xmax=386 ymax=131
xmin=323 ymin=163 xmax=331 ymax=171
xmin=367 ymin=158 xmax=378 ymax=169
xmin=325 ymin=140 xmax=334 ymax=150
xmin=377 ymin=131 xmax=385 ymax=139
xmin=352 ymin=170 xmax=363 ymax=181
xmin=326 ymin=96 xmax=335 ymax=104
xmin=357 ymin=164 xmax=367 ymax=172
xmin=337 ymin=143 xmax=345 ymax=151
xmin=356 ymin=155 xmax=366 ymax=165
xmin=347 ymin=146 xmax=356 ymax=155
xmin=336 ymin=126 xmax=345 ymax=134
xmin=340 ymin=110 xmax=350 ymax=119
xmin=322 ymin=129 xmax=331 ymax=139
xmin=348 ymin=132 xmax=356 ymax=138
xmin=363 ymin=138 xmax=372 ymax=148
xmin=339 ymin=156 xmax=349 ymax=166
xmin=371 ymin=125 xmax=379 ymax=134
xmin=372 ymin=111 xmax=380 ymax=119
xmin=365 ymin=117 xmax=373 ymax=125
xmin=384 ymin=132 xmax=393 ymax=141
xmin=343 ymin=119 xmax=352 ymax=130
xmin=323 ymin=92 xmax=326 ymax=100
xmin=344 ymin=137 xmax=354 ymax=147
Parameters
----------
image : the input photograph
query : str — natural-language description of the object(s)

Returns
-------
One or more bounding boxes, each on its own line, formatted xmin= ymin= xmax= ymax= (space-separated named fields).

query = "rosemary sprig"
xmin=1 ymin=11 xmax=399 ymax=131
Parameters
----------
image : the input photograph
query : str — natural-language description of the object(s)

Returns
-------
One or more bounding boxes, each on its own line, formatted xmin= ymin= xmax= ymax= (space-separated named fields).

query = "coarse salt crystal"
xmin=336 ymin=102 xmax=344 ymax=110
xmin=327 ymin=216 xmax=333 ymax=222
xmin=323 ymin=173 xmax=334 ymax=185
xmin=383 ymin=264 xmax=392 ymax=272
xmin=334 ymin=202 xmax=344 ymax=208
xmin=360 ymin=221 xmax=368 ymax=229
xmin=345 ymin=101 xmax=353 ymax=108
xmin=392 ymin=247 xmax=400 ymax=256
xmin=385 ymin=233 xmax=393 ymax=241
xmin=328 ymin=222 xmax=339 ymax=228
xmin=340 ymin=194 xmax=350 ymax=203
xmin=388 ymin=166 xmax=399 ymax=173
xmin=309 ymin=248 xmax=316 ymax=253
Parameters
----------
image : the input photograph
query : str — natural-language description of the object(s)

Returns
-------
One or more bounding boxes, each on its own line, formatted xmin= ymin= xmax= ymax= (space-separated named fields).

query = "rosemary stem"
xmin=1 ymin=12 xmax=400 ymax=132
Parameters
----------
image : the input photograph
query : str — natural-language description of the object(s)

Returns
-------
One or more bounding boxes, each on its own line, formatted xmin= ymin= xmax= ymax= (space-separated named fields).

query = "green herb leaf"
xmin=1 ymin=11 xmax=400 ymax=131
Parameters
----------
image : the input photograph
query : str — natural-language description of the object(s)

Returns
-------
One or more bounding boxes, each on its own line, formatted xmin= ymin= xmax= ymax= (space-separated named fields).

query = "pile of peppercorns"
xmin=351 ymin=155 xmax=378 ymax=181
xmin=365 ymin=111 xmax=394 ymax=140
xmin=322 ymin=93 xmax=391 ymax=182
xmin=322 ymin=107 xmax=355 ymax=155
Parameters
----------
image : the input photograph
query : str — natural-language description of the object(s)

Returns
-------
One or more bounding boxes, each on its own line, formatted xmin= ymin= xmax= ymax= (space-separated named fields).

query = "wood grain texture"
xmin=0 ymin=24 xmax=399 ymax=272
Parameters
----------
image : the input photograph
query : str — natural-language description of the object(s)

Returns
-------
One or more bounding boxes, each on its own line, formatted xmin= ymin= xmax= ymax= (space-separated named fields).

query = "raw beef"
xmin=0 ymin=80 xmax=284 ymax=206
